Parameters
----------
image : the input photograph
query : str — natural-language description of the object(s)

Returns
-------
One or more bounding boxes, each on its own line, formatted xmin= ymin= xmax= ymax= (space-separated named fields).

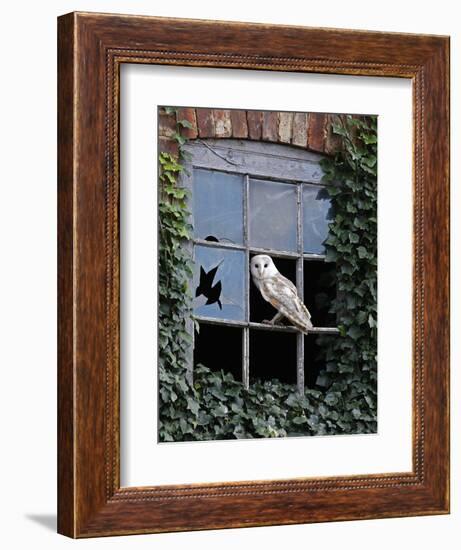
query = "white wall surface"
xmin=0 ymin=1 xmax=457 ymax=548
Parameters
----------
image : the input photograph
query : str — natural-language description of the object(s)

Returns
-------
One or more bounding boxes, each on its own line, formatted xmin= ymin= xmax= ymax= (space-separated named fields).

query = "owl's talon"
xmin=262 ymin=319 xmax=284 ymax=326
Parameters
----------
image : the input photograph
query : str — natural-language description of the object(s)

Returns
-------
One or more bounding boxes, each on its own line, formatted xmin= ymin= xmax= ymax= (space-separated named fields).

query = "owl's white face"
xmin=250 ymin=254 xmax=278 ymax=280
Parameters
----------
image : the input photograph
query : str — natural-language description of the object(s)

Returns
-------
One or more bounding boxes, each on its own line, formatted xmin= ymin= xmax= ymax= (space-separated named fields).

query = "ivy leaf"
xmin=356 ymin=311 xmax=368 ymax=324
xmin=368 ymin=314 xmax=377 ymax=328
xmin=307 ymin=414 xmax=320 ymax=428
xmin=178 ymin=119 xmax=194 ymax=129
xmin=316 ymin=374 xmax=330 ymax=387
xmin=352 ymin=408 xmax=362 ymax=419
xmin=349 ymin=232 xmax=359 ymax=243
xmin=326 ymin=185 xmax=342 ymax=196
xmin=325 ymin=393 xmax=339 ymax=406
xmin=209 ymin=387 xmax=227 ymax=401
xmin=361 ymin=155 xmax=377 ymax=168
xmin=212 ymin=404 xmax=229 ymax=417
xmin=332 ymin=124 xmax=347 ymax=136
xmin=186 ymin=397 xmax=199 ymax=416
xmin=292 ymin=416 xmax=307 ymax=425
xmin=361 ymin=133 xmax=377 ymax=144
xmin=179 ymin=418 xmax=189 ymax=434
xmin=347 ymin=326 xmax=362 ymax=340
xmin=285 ymin=393 xmax=300 ymax=407
xmin=177 ymin=227 xmax=191 ymax=239
xmin=325 ymin=249 xmax=338 ymax=262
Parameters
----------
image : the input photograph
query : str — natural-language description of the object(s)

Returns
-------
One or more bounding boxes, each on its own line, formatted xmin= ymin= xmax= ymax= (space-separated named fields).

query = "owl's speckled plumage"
xmin=250 ymin=254 xmax=313 ymax=334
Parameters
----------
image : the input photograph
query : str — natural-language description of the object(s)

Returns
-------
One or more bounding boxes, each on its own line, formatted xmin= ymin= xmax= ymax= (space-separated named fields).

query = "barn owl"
xmin=250 ymin=254 xmax=313 ymax=334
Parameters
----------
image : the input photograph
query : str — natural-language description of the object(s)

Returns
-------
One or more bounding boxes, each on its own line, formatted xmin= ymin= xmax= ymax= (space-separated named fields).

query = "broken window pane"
xmin=249 ymin=179 xmax=297 ymax=251
xmin=193 ymin=168 xmax=244 ymax=245
xmin=193 ymin=245 xmax=245 ymax=321
xmin=303 ymin=185 xmax=332 ymax=254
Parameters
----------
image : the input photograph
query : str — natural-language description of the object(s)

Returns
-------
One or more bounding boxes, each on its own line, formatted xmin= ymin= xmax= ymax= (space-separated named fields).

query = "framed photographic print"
xmin=57 ymin=12 xmax=450 ymax=537
xmin=155 ymin=107 xmax=374 ymax=443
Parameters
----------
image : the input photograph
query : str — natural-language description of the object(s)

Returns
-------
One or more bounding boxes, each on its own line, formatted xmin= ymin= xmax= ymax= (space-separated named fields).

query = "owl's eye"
xmin=255 ymin=263 xmax=259 ymax=268
xmin=264 ymin=263 xmax=268 ymax=268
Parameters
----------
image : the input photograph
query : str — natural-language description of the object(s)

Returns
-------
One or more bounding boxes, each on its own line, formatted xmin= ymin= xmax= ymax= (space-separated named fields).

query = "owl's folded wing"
xmin=261 ymin=274 xmax=313 ymax=333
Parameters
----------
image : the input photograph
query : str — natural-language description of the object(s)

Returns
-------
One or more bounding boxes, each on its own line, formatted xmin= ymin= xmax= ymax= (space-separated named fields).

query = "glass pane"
xmin=303 ymin=185 xmax=332 ymax=254
xmin=193 ymin=168 xmax=243 ymax=245
xmin=249 ymin=179 xmax=297 ymax=251
xmin=193 ymin=245 xmax=245 ymax=321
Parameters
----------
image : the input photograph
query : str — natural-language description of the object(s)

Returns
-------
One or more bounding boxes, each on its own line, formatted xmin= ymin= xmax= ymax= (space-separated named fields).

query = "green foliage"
xmin=158 ymin=151 xmax=194 ymax=403
xmin=315 ymin=115 xmax=378 ymax=431
xmin=158 ymin=113 xmax=378 ymax=442
xmin=161 ymin=366 xmax=373 ymax=441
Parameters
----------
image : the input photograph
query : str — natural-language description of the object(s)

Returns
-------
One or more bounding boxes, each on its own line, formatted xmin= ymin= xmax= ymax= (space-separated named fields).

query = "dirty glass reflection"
xmin=303 ymin=185 xmax=332 ymax=254
xmin=193 ymin=168 xmax=244 ymax=245
xmin=193 ymin=245 xmax=245 ymax=321
xmin=249 ymin=179 xmax=297 ymax=251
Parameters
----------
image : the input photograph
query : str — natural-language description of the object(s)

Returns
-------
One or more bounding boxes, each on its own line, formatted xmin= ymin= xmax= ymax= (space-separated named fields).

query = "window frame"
xmin=182 ymin=138 xmax=339 ymax=392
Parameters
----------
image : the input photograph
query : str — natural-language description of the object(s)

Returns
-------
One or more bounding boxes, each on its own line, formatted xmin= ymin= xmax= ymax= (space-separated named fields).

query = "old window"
xmin=182 ymin=139 xmax=339 ymax=393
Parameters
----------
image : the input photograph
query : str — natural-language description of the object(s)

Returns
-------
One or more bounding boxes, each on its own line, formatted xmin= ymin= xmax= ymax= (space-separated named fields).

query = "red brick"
xmin=196 ymin=108 xmax=215 ymax=138
xmin=324 ymin=114 xmax=343 ymax=155
xmin=213 ymin=109 xmax=232 ymax=137
xmin=230 ymin=110 xmax=248 ymax=138
xmin=262 ymin=111 xmax=278 ymax=142
xmin=177 ymin=107 xmax=198 ymax=139
xmin=158 ymin=112 xmax=177 ymax=138
xmin=158 ymin=136 xmax=179 ymax=157
xmin=247 ymin=110 xmax=263 ymax=140
xmin=292 ymin=112 xmax=308 ymax=147
xmin=307 ymin=113 xmax=327 ymax=152
xmin=278 ymin=112 xmax=293 ymax=144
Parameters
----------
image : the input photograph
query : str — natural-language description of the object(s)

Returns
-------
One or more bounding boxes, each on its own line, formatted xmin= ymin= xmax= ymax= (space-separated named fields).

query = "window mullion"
xmin=243 ymin=174 xmax=250 ymax=389
xmin=296 ymin=183 xmax=305 ymax=394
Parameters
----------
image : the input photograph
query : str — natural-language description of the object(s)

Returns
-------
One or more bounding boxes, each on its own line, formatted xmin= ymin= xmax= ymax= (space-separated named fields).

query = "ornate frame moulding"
xmin=58 ymin=12 xmax=450 ymax=537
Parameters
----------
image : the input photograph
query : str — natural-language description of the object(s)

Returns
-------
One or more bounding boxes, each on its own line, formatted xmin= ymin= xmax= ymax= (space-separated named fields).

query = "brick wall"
xmin=159 ymin=107 xmax=344 ymax=157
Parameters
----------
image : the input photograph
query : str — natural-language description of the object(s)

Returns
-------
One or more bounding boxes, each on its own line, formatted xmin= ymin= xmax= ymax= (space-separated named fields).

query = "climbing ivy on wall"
xmin=316 ymin=115 xmax=378 ymax=432
xmin=158 ymin=111 xmax=377 ymax=442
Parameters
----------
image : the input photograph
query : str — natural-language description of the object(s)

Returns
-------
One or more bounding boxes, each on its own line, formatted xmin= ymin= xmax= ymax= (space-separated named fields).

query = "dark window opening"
xmin=304 ymin=260 xmax=336 ymax=328
xmin=304 ymin=334 xmax=335 ymax=389
xmin=249 ymin=330 xmax=297 ymax=384
xmin=194 ymin=324 xmax=242 ymax=380
xmin=249 ymin=256 xmax=297 ymax=324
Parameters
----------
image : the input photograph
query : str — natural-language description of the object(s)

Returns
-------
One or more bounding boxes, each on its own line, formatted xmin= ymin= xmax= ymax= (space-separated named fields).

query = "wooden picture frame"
xmin=57 ymin=12 xmax=450 ymax=538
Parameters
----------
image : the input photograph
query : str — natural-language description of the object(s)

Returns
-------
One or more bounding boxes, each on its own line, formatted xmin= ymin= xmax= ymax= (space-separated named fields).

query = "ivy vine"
xmin=316 ymin=115 xmax=378 ymax=432
xmin=158 ymin=111 xmax=377 ymax=442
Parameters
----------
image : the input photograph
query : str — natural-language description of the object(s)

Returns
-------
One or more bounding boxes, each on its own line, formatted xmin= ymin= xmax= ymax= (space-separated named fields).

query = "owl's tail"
xmin=294 ymin=318 xmax=313 ymax=335
xmin=296 ymin=304 xmax=313 ymax=334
